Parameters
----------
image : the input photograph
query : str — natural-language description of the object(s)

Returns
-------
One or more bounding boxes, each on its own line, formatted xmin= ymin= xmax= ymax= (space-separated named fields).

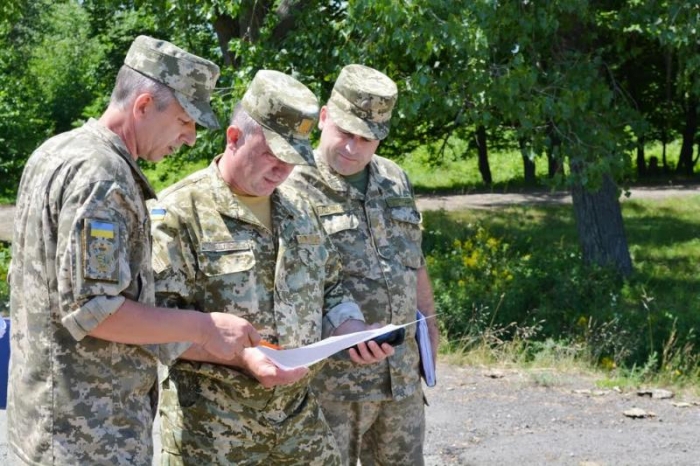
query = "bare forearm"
xmin=88 ymin=298 xmax=207 ymax=345
xmin=179 ymin=344 xmax=244 ymax=368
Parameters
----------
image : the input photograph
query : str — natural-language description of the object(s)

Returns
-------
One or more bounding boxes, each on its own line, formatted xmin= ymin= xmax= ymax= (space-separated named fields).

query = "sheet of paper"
xmin=254 ymin=322 xmax=416 ymax=370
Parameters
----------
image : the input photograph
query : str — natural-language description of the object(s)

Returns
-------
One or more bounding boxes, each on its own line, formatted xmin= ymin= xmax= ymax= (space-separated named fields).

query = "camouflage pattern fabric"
xmin=326 ymin=64 xmax=398 ymax=141
xmin=288 ymin=151 xmax=424 ymax=403
xmin=320 ymin=388 xmax=426 ymax=466
xmin=124 ymin=35 xmax=220 ymax=129
xmin=241 ymin=69 xmax=319 ymax=165
xmin=286 ymin=150 xmax=426 ymax=464
xmin=151 ymin=158 xmax=360 ymax=464
xmin=8 ymin=118 xmax=159 ymax=465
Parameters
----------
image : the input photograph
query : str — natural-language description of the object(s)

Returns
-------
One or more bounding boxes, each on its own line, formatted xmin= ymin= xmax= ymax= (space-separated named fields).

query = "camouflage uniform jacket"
xmin=287 ymin=151 xmax=425 ymax=402
xmin=8 ymin=118 xmax=158 ymax=465
xmin=151 ymin=158 xmax=362 ymax=417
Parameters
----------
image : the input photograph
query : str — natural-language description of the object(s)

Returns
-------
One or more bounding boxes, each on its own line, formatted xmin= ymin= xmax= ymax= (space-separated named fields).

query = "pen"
xmin=259 ymin=340 xmax=283 ymax=350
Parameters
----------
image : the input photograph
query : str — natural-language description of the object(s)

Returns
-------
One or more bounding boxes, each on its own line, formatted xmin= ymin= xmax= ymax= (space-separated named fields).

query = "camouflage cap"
xmin=124 ymin=35 xmax=221 ymax=129
xmin=327 ymin=64 xmax=397 ymax=140
xmin=241 ymin=70 xmax=319 ymax=165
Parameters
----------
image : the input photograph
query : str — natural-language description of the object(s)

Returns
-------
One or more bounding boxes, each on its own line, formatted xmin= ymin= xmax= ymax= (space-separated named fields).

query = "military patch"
xmin=386 ymin=197 xmax=414 ymax=208
xmin=315 ymin=204 xmax=345 ymax=216
xmin=151 ymin=208 xmax=167 ymax=220
xmin=201 ymin=240 xmax=251 ymax=252
xmin=296 ymin=234 xmax=322 ymax=245
xmin=297 ymin=118 xmax=314 ymax=137
xmin=83 ymin=219 xmax=119 ymax=282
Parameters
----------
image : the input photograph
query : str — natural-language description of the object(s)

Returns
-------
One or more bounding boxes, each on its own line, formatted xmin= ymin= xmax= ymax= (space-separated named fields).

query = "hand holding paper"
xmin=254 ymin=323 xmax=411 ymax=370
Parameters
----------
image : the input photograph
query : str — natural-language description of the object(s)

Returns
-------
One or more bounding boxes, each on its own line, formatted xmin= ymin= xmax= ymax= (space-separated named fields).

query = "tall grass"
xmin=422 ymin=196 xmax=700 ymax=391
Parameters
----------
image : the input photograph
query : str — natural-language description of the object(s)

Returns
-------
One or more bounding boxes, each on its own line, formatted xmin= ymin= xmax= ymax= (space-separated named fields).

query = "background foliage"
xmin=2 ymin=1 xmax=700 ymax=380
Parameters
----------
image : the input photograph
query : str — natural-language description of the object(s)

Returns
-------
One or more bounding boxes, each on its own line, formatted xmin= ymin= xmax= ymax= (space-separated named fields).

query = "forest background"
xmin=1 ymin=0 xmax=700 ymax=388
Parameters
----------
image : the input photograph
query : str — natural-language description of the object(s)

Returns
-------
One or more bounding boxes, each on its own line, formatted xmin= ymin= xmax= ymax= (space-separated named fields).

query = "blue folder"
xmin=416 ymin=310 xmax=436 ymax=387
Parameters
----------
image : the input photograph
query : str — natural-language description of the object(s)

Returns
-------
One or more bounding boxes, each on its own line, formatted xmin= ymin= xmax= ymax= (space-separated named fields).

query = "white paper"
xmin=255 ymin=322 xmax=416 ymax=370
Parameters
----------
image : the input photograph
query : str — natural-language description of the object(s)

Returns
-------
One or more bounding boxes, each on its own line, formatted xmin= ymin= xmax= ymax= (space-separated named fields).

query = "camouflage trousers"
xmin=159 ymin=375 xmax=341 ymax=466
xmin=319 ymin=387 xmax=426 ymax=466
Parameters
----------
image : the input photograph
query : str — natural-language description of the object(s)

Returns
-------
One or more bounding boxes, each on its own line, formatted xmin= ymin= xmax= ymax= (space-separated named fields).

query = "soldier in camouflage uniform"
xmin=151 ymin=69 xmax=394 ymax=465
xmin=286 ymin=64 xmax=441 ymax=465
xmin=7 ymin=35 xmax=260 ymax=466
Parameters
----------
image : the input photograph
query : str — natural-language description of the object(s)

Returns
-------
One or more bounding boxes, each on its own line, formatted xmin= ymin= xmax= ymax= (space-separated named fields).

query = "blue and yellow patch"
xmin=83 ymin=219 xmax=119 ymax=282
xmin=151 ymin=208 xmax=167 ymax=221
xmin=89 ymin=221 xmax=115 ymax=239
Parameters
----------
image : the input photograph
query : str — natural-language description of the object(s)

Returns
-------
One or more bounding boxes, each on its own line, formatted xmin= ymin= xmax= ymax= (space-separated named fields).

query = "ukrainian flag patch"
xmin=151 ymin=208 xmax=167 ymax=221
xmin=83 ymin=219 xmax=119 ymax=282
xmin=89 ymin=221 xmax=115 ymax=239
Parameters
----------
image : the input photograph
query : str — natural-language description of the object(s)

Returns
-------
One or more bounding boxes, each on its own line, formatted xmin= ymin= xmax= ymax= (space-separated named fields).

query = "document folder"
xmin=416 ymin=310 xmax=436 ymax=387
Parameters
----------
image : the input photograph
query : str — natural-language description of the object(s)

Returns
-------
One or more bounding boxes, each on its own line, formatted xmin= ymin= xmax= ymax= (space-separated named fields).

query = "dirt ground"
xmin=423 ymin=362 xmax=700 ymax=466
xmin=3 ymin=360 xmax=699 ymax=466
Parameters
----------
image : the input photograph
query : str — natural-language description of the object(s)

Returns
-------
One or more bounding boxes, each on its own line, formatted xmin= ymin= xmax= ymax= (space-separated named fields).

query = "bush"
xmin=423 ymin=211 xmax=660 ymax=369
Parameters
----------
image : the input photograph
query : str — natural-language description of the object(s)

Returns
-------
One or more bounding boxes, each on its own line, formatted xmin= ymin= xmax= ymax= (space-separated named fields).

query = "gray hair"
xmin=229 ymin=102 xmax=262 ymax=144
xmin=110 ymin=65 xmax=176 ymax=111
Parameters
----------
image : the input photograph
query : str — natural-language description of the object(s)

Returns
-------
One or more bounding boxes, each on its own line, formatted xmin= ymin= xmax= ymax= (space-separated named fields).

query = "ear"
xmin=318 ymin=106 xmax=329 ymax=130
xmin=226 ymin=125 xmax=241 ymax=149
xmin=133 ymin=93 xmax=154 ymax=121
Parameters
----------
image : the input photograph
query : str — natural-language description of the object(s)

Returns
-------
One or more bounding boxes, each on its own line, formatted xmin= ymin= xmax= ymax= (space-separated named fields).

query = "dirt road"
xmin=423 ymin=363 xmax=700 ymax=466
xmin=2 ymin=361 xmax=699 ymax=465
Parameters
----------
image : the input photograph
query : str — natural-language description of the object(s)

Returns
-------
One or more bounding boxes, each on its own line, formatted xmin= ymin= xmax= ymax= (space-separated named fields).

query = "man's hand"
xmin=198 ymin=313 xmax=261 ymax=360
xmin=333 ymin=319 xmax=395 ymax=365
xmin=241 ymin=347 xmax=309 ymax=388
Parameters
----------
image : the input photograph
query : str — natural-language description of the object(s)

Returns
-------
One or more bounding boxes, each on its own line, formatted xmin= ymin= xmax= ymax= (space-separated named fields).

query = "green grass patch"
xmin=401 ymin=137 xmax=689 ymax=193
xmin=424 ymin=196 xmax=700 ymax=388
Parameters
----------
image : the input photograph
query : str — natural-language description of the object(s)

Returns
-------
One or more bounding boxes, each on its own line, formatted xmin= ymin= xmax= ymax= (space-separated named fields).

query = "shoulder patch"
xmin=83 ymin=219 xmax=119 ymax=282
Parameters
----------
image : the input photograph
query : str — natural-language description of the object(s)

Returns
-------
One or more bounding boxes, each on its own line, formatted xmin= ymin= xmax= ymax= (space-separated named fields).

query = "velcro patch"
xmin=296 ymin=234 xmax=322 ymax=245
xmin=201 ymin=240 xmax=251 ymax=252
xmin=386 ymin=197 xmax=414 ymax=208
xmin=315 ymin=204 xmax=345 ymax=216
xmin=83 ymin=219 xmax=119 ymax=282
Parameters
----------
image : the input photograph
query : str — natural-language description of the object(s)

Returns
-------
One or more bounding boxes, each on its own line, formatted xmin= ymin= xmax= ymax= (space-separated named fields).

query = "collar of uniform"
xmin=207 ymin=155 xmax=249 ymax=221
xmin=206 ymin=155 xmax=296 ymax=227
xmin=85 ymin=118 xmax=157 ymax=200
xmin=312 ymin=149 xmax=366 ymax=199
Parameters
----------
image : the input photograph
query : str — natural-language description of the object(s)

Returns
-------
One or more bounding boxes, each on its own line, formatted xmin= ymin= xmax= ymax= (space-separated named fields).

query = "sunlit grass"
xmin=427 ymin=196 xmax=700 ymax=391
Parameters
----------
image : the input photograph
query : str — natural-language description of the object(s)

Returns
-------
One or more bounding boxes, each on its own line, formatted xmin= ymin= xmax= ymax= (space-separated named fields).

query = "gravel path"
xmin=3 ymin=361 xmax=699 ymax=465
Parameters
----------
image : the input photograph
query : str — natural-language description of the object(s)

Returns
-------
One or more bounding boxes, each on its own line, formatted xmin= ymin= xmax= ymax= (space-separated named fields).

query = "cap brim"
xmin=260 ymin=127 xmax=313 ymax=165
xmin=327 ymin=100 xmax=389 ymax=140
xmin=174 ymin=93 xmax=220 ymax=130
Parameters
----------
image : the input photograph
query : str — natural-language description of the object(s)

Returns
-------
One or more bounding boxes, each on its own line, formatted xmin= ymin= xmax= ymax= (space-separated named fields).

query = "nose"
xmin=182 ymin=122 xmax=197 ymax=147
xmin=272 ymin=158 xmax=294 ymax=178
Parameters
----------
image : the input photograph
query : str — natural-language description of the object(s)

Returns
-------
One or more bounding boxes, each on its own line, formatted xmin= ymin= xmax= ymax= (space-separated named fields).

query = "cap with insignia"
xmin=327 ymin=64 xmax=397 ymax=141
xmin=124 ymin=35 xmax=221 ymax=129
xmin=241 ymin=70 xmax=319 ymax=165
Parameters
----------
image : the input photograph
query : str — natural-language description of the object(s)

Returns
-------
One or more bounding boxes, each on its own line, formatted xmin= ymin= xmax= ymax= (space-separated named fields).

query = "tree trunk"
xmin=571 ymin=173 xmax=633 ymax=277
xmin=475 ymin=125 xmax=492 ymax=185
xmin=213 ymin=14 xmax=238 ymax=67
xmin=636 ymin=136 xmax=646 ymax=178
xmin=212 ymin=0 xmax=307 ymax=67
xmin=546 ymin=123 xmax=562 ymax=178
xmin=676 ymin=97 xmax=698 ymax=176
xmin=519 ymin=139 xmax=536 ymax=185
